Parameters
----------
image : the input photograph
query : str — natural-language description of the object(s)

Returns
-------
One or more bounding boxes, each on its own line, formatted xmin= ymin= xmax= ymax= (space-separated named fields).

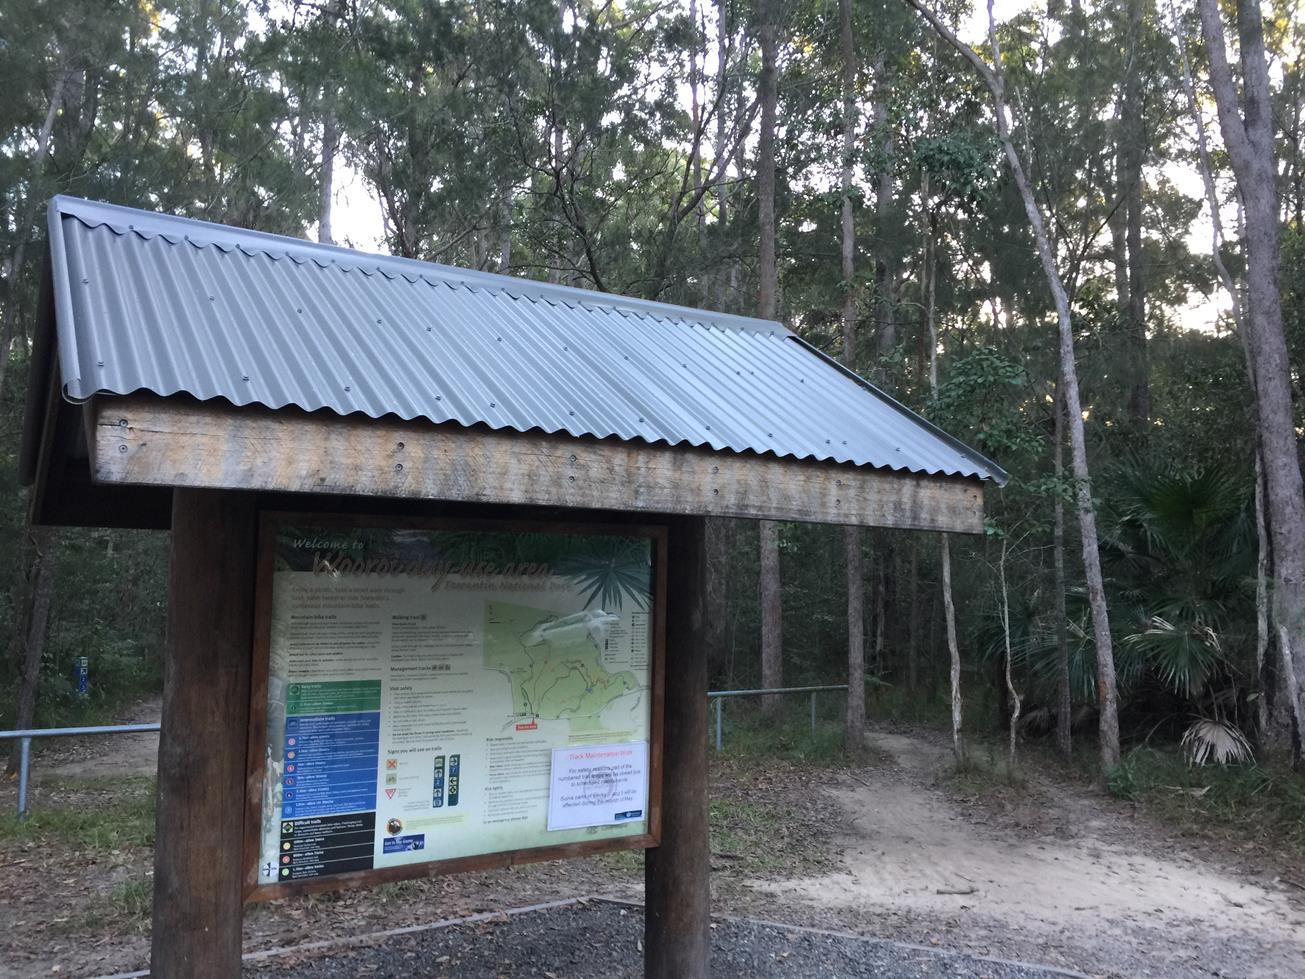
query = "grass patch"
xmin=709 ymin=695 xmax=856 ymax=768
xmin=108 ymin=877 xmax=153 ymax=921
xmin=708 ymin=796 xmax=789 ymax=874
xmin=943 ymin=741 xmax=1029 ymax=793
xmin=0 ymin=775 xmax=155 ymax=851
xmin=595 ymin=846 xmax=644 ymax=878
xmin=1109 ymin=747 xmax=1305 ymax=858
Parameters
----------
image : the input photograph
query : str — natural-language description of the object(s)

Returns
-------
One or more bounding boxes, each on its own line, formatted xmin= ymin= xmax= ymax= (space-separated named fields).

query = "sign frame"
xmin=241 ymin=511 xmax=667 ymax=902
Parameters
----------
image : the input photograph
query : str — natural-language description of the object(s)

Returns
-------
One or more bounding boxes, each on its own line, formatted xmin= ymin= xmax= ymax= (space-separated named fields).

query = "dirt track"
xmin=747 ymin=731 xmax=1305 ymax=979
xmin=2 ymin=714 xmax=1303 ymax=978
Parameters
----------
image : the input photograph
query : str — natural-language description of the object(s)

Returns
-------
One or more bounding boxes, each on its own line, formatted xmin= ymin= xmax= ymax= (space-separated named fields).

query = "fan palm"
xmin=1103 ymin=460 xmax=1257 ymax=758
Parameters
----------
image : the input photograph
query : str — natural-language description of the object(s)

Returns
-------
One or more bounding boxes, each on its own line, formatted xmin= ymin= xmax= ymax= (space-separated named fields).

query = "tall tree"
xmin=757 ymin=0 xmax=783 ymax=713
xmin=1118 ymin=0 xmax=1149 ymax=428
xmin=905 ymin=0 xmax=1124 ymax=772
xmin=5 ymin=528 xmax=54 ymax=775
xmin=839 ymin=0 xmax=866 ymax=751
xmin=1198 ymin=0 xmax=1305 ymax=751
xmin=923 ymin=168 xmax=966 ymax=762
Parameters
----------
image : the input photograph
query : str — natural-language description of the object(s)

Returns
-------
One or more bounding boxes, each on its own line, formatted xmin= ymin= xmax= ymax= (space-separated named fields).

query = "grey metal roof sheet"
xmin=44 ymin=196 xmax=1006 ymax=484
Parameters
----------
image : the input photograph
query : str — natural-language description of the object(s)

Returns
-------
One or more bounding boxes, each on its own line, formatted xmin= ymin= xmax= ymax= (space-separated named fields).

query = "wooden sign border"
xmin=242 ymin=510 xmax=667 ymax=902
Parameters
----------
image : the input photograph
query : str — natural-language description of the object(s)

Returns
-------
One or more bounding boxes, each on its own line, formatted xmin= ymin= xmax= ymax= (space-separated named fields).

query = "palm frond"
xmin=1181 ymin=717 xmax=1254 ymax=767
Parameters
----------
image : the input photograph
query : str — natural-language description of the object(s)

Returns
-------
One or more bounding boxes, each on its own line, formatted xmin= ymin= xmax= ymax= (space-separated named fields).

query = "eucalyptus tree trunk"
xmin=713 ymin=0 xmax=732 ymax=310
xmin=6 ymin=528 xmax=56 ymax=775
xmin=1053 ymin=383 xmax=1073 ymax=760
xmin=758 ymin=520 xmax=784 ymax=714
xmin=838 ymin=0 xmax=865 ymax=751
xmin=942 ymin=536 xmax=963 ymax=759
xmin=756 ymin=4 xmax=778 ymax=318
xmin=1174 ymin=7 xmax=1285 ymax=746
xmin=703 ymin=0 xmax=736 ymax=692
xmin=921 ymin=171 xmax=965 ymax=762
xmin=0 ymin=68 xmax=69 ymax=400
xmin=999 ymin=537 xmax=1021 ymax=771
xmin=1198 ymin=0 xmax=1305 ymax=753
xmin=907 ymin=541 xmax=921 ymax=692
xmin=756 ymin=0 xmax=783 ymax=716
xmin=1119 ymin=0 xmax=1149 ymax=428
xmin=689 ymin=0 xmax=705 ymax=237
xmin=905 ymin=0 xmax=1123 ymax=772
xmin=319 ymin=111 xmax=338 ymax=245
xmin=872 ymin=52 xmax=896 ymax=362
xmin=499 ymin=191 xmax=513 ymax=272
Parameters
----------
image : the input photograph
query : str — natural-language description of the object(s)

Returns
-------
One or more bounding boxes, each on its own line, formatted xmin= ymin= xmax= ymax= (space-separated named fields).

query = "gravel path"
xmin=246 ymin=899 xmax=1087 ymax=979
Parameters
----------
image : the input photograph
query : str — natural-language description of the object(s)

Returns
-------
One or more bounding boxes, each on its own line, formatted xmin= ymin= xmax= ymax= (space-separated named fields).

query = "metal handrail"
xmin=1 ymin=683 xmax=854 ymax=815
xmin=707 ymin=683 xmax=850 ymax=751
xmin=1 ymin=722 xmax=161 ymax=819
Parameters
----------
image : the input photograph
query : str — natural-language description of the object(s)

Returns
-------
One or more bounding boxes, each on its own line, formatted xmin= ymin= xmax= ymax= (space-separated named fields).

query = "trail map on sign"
xmin=485 ymin=603 xmax=642 ymax=732
xmin=255 ymin=523 xmax=655 ymax=890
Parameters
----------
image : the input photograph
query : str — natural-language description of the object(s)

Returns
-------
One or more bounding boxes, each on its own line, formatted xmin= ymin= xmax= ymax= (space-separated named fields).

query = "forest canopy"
xmin=3 ymin=0 xmax=1305 ymax=776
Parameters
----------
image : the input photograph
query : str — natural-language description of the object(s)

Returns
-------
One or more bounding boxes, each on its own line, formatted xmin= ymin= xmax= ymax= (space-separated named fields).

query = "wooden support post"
xmin=646 ymin=516 xmax=710 ymax=978
xmin=151 ymin=489 xmax=257 ymax=978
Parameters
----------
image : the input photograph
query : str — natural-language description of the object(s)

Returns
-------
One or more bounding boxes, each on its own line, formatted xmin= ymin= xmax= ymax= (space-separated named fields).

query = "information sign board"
xmin=244 ymin=514 xmax=664 ymax=899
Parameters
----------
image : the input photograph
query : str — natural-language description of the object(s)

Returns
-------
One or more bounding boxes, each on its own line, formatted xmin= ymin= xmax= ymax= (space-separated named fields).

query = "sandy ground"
xmin=749 ymin=731 xmax=1305 ymax=979
xmin=3 ymin=711 xmax=1304 ymax=978
xmin=41 ymin=701 xmax=162 ymax=781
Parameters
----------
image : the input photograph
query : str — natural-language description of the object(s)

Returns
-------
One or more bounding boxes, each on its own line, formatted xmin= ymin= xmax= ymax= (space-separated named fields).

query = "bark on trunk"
xmin=759 ymin=519 xmax=784 ymax=716
xmin=844 ymin=526 xmax=865 ymax=747
xmin=6 ymin=528 xmax=56 ymax=775
xmin=922 ymin=169 xmax=965 ymax=760
xmin=905 ymin=0 xmax=1123 ymax=771
xmin=756 ymin=0 xmax=783 ymax=715
xmin=756 ymin=3 xmax=778 ymax=320
xmin=318 ymin=111 xmax=338 ymax=245
xmin=689 ymin=0 xmax=705 ymax=238
xmin=713 ymin=0 xmax=731 ymax=310
xmin=499 ymin=191 xmax=513 ymax=272
xmin=907 ymin=541 xmax=921 ymax=692
xmin=1053 ymin=383 xmax=1073 ymax=761
xmin=872 ymin=52 xmax=896 ymax=362
xmin=1175 ymin=10 xmax=1292 ymax=746
xmin=0 ymin=69 xmax=69 ymax=400
xmin=704 ymin=518 xmax=733 ymax=682
xmin=1121 ymin=0 xmax=1149 ymax=428
xmin=999 ymin=538 xmax=1021 ymax=771
xmin=838 ymin=0 xmax=865 ymax=753
xmin=942 ymin=534 xmax=963 ymax=762
xmin=1199 ymin=0 xmax=1305 ymax=747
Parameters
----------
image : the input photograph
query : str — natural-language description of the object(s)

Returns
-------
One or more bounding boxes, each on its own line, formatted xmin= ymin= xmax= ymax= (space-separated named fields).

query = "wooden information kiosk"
xmin=20 ymin=196 xmax=1005 ymax=977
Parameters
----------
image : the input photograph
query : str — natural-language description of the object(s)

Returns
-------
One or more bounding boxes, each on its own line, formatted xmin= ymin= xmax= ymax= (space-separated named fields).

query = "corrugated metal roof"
xmin=44 ymin=196 xmax=1006 ymax=484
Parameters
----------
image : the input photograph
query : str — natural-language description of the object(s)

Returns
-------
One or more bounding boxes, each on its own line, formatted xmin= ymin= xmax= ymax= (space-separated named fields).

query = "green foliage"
xmin=711 ymin=695 xmax=852 ymax=769
xmin=1105 ymin=460 xmax=1255 ymax=714
xmin=0 ymin=0 xmax=1300 ymax=789
xmin=1108 ymin=748 xmax=1305 ymax=856
xmin=929 ymin=346 xmax=1041 ymax=466
xmin=0 ymin=776 xmax=156 ymax=851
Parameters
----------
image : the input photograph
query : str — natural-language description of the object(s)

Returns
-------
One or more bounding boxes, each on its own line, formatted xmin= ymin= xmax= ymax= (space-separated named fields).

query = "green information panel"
xmin=251 ymin=519 xmax=657 ymax=893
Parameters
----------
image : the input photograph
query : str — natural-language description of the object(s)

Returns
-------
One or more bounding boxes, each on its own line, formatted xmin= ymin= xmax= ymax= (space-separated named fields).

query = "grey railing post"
xmin=1 ymin=722 xmax=162 ymax=818
xmin=17 ymin=736 xmax=31 ymax=819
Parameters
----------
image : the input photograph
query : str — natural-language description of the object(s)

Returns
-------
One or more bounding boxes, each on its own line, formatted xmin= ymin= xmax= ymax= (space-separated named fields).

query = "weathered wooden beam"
xmin=151 ymin=489 xmax=256 ymax=978
xmin=645 ymin=515 xmax=710 ymax=978
xmin=92 ymin=396 xmax=987 ymax=533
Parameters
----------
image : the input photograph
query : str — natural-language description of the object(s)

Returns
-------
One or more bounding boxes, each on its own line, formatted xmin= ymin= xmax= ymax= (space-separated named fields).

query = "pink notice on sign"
xmin=546 ymin=741 xmax=649 ymax=831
